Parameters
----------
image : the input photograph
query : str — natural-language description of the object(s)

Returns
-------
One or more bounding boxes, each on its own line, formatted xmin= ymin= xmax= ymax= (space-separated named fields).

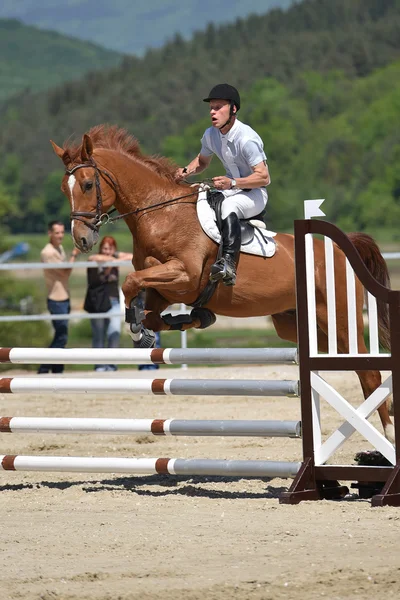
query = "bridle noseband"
xmin=66 ymin=157 xmax=118 ymax=231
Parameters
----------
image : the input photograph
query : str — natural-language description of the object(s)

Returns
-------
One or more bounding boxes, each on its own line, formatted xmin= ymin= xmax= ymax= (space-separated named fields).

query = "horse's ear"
xmin=50 ymin=140 xmax=72 ymax=167
xmin=81 ymin=134 xmax=94 ymax=162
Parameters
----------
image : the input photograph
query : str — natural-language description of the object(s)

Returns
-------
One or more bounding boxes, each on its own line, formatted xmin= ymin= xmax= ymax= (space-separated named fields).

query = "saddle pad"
xmin=197 ymin=190 xmax=277 ymax=258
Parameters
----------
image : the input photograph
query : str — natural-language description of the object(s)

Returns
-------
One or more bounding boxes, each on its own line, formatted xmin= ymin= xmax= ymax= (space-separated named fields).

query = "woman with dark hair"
xmin=85 ymin=236 xmax=132 ymax=371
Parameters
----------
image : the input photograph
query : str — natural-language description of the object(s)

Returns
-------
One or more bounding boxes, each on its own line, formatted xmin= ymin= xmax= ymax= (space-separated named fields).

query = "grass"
xmin=67 ymin=324 xmax=291 ymax=350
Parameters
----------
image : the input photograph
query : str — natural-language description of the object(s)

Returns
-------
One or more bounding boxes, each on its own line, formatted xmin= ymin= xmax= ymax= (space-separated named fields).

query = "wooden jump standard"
xmin=280 ymin=215 xmax=400 ymax=507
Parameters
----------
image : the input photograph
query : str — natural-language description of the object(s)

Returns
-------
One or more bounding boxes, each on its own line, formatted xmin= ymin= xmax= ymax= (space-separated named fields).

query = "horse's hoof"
xmin=126 ymin=322 xmax=141 ymax=342
xmin=133 ymin=328 xmax=156 ymax=349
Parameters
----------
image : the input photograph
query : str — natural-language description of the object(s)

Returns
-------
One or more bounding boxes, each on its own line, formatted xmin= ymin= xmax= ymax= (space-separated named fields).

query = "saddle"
xmin=191 ymin=189 xmax=276 ymax=308
xmin=207 ymin=190 xmax=267 ymax=245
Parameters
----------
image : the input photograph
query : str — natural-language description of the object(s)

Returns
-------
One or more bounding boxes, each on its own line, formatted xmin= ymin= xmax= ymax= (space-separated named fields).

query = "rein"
xmin=66 ymin=157 xmax=203 ymax=231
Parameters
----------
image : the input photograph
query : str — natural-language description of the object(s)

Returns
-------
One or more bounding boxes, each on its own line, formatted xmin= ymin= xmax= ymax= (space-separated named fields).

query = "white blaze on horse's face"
xmin=66 ymin=171 xmax=99 ymax=252
xmin=68 ymin=174 xmax=76 ymax=237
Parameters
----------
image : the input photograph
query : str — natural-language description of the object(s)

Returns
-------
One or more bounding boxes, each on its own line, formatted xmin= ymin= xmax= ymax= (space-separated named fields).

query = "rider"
xmin=176 ymin=83 xmax=270 ymax=285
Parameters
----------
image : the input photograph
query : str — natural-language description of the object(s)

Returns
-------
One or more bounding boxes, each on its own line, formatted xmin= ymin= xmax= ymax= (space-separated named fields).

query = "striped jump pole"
xmin=0 ymin=417 xmax=302 ymax=438
xmin=0 ymin=455 xmax=301 ymax=478
xmin=0 ymin=378 xmax=300 ymax=397
xmin=0 ymin=347 xmax=298 ymax=365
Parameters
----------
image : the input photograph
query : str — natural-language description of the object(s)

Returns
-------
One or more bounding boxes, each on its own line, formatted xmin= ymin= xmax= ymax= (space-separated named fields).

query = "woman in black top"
xmin=86 ymin=236 xmax=132 ymax=372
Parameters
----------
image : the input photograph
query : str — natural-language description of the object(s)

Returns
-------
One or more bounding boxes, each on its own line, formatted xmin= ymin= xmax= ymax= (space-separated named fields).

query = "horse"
xmin=50 ymin=125 xmax=394 ymax=443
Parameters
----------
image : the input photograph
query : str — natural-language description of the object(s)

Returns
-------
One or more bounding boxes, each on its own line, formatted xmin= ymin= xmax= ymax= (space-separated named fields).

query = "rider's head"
xmin=203 ymin=84 xmax=240 ymax=131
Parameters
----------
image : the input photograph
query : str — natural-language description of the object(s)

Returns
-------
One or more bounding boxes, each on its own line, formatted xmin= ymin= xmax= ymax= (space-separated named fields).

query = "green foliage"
xmin=162 ymin=64 xmax=400 ymax=233
xmin=0 ymin=272 xmax=49 ymax=351
xmin=0 ymin=19 xmax=122 ymax=103
xmin=0 ymin=272 xmax=45 ymax=311
xmin=1 ymin=0 xmax=400 ymax=235
xmin=0 ymin=321 xmax=50 ymax=351
xmin=0 ymin=179 xmax=12 ymax=223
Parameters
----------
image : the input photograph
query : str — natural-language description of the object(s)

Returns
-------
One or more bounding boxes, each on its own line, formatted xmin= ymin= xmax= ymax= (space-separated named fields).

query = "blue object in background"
xmin=0 ymin=242 xmax=30 ymax=263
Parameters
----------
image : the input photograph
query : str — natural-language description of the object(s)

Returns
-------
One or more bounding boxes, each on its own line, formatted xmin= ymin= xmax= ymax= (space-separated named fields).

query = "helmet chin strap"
xmin=219 ymin=103 xmax=236 ymax=132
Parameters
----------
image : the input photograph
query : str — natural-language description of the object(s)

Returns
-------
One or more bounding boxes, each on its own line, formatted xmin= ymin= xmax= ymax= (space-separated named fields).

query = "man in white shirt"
xmin=176 ymin=83 xmax=270 ymax=285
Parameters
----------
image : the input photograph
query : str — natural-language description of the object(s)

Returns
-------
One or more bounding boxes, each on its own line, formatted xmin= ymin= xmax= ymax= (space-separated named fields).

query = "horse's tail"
xmin=348 ymin=232 xmax=391 ymax=351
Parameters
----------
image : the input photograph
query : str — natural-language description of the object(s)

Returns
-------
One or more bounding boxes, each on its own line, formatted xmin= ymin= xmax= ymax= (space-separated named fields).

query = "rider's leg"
xmin=210 ymin=211 xmax=241 ymax=285
xmin=210 ymin=189 xmax=268 ymax=286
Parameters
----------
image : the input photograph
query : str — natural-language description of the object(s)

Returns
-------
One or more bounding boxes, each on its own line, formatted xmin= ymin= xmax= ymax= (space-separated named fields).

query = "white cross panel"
xmin=310 ymin=371 xmax=395 ymax=465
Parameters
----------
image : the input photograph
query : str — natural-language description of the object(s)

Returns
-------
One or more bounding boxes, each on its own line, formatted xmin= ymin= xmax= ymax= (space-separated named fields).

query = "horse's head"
xmin=51 ymin=134 xmax=118 ymax=252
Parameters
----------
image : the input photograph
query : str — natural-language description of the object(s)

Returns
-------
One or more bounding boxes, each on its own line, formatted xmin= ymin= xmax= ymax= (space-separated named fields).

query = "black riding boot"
xmin=210 ymin=212 xmax=241 ymax=286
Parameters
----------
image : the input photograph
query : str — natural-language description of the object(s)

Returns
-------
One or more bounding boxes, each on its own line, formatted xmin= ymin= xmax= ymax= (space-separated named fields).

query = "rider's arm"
xmin=176 ymin=153 xmax=212 ymax=180
xmin=212 ymin=161 xmax=270 ymax=191
xmin=232 ymin=161 xmax=270 ymax=190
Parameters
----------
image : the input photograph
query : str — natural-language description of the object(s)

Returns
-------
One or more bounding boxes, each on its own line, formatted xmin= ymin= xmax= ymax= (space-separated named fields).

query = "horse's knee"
xmin=122 ymin=274 xmax=139 ymax=302
xmin=144 ymin=256 xmax=162 ymax=268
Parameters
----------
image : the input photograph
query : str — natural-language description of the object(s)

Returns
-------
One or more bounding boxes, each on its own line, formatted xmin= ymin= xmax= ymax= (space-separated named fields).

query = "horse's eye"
xmin=84 ymin=181 xmax=93 ymax=192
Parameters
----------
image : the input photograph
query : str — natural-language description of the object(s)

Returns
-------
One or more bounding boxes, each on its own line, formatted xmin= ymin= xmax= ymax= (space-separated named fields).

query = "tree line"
xmin=0 ymin=0 xmax=400 ymax=235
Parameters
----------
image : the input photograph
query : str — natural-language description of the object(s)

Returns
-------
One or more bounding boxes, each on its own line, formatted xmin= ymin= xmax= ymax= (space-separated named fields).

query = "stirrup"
xmin=209 ymin=258 xmax=237 ymax=286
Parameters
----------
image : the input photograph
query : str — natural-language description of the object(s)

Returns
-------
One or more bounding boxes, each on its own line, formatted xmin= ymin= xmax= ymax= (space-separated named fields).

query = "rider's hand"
xmin=175 ymin=167 xmax=188 ymax=181
xmin=212 ymin=176 xmax=233 ymax=191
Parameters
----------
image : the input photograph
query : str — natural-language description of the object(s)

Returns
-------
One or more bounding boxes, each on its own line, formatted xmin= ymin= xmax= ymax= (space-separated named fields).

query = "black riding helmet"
xmin=203 ymin=84 xmax=240 ymax=111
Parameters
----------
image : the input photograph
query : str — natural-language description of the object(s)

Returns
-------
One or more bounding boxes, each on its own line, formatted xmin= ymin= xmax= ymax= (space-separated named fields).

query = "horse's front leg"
xmin=122 ymin=257 xmax=216 ymax=347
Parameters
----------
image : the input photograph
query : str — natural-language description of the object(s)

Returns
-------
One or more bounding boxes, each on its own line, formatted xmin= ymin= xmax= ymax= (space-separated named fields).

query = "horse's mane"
xmin=63 ymin=125 xmax=178 ymax=182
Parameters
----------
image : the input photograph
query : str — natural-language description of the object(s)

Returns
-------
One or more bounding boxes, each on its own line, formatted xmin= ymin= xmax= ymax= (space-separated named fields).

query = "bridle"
xmin=66 ymin=156 xmax=201 ymax=231
xmin=66 ymin=157 xmax=119 ymax=231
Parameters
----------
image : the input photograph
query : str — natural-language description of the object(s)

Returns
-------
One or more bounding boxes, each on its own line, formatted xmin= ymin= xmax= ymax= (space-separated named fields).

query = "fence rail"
xmin=0 ymin=259 xmax=188 ymax=349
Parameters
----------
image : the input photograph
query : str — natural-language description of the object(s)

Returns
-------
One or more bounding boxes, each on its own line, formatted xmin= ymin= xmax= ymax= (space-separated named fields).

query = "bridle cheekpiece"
xmin=66 ymin=157 xmax=118 ymax=231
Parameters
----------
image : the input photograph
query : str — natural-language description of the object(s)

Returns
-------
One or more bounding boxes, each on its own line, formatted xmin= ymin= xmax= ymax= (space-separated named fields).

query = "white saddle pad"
xmin=197 ymin=190 xmax=276 ymax=258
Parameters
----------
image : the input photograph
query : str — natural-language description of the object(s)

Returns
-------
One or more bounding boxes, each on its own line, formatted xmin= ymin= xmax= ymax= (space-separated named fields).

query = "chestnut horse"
xmin=51 ymin=125 xmax=394 ymax=442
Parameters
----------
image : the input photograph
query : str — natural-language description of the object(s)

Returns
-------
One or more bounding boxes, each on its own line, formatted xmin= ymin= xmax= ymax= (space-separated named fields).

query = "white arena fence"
xmin=0 ymin=259 xmax=189 ymax=350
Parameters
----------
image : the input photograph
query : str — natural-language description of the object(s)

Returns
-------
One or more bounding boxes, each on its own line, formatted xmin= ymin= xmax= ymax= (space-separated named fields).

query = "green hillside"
xmin=0 ymin=0 xmax=295 ymax=54
xmin=1 ymin=0 xmax=400 ymax=236
xmin=0 ymin=19 xmax=122 ymax=102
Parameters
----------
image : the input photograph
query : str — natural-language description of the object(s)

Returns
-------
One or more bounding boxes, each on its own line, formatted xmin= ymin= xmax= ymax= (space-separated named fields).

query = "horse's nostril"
xmin=81 ymin=237 xmax=88 ymax=249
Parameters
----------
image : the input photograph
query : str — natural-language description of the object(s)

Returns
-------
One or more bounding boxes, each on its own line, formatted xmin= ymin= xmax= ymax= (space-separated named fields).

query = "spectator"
xmin=85 ymin=236 xmax=132 ymax=372
xmin=37 ymin=220 xmax=79 ymax=374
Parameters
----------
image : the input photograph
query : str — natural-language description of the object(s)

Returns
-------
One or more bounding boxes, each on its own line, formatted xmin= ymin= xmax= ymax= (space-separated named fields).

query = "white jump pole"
xmin=0 ymin=377 xmax=300 ymax=397
xmin=0 ymin=347 xmax=298 ymax=365
xmin=0 ymin=417 xmax=302 ymax=438
xmin=0 ymin=455 xmax=302 ymax=478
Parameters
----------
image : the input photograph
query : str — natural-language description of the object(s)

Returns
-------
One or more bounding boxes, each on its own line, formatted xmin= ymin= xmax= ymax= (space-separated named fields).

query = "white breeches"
xmin=220 ymin=188 xmax=268 ymax=220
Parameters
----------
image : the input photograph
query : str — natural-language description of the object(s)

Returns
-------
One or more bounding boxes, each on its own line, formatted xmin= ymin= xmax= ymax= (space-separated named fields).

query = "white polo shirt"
xmin=200 ymin=119 xmax=267 ymax=180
